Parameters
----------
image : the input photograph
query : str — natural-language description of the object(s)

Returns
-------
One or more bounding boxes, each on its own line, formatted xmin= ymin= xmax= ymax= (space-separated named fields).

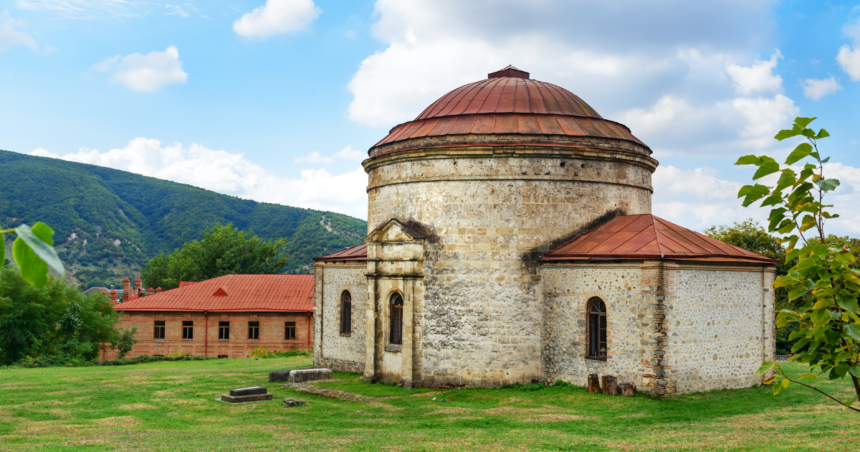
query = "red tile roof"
xmin=313 ymin=243 xmax=368 ymax=262
xmin=541 ymin=214 xmax=778 ymax=264
xmin=115 ymin=274 xmax=314 ymax=313
xmin=372 ymin=68 xmax=649 ymax=153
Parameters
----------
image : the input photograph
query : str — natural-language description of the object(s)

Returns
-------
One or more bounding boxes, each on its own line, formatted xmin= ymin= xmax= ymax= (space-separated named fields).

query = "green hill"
xmin=0 ymin=150 xmax=366 ymax=288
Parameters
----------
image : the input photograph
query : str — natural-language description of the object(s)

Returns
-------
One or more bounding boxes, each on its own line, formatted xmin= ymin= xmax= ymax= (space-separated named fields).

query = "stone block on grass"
xmin=269 ymin=367 xmax=317 ymax=382
xmin=283 ymin=398 xmax=306 ymax=407
xmin=229 ymin=386 xmax=268 ymax=396
xmin=289 ymin=368 xmax=332 ymax=383
xmin=221 ymin=393 xmax=273 ymax=403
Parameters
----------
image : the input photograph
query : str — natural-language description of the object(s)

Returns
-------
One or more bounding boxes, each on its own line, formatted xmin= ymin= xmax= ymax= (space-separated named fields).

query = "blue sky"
xmin=2 ymin=0 xmax=859 ymax=235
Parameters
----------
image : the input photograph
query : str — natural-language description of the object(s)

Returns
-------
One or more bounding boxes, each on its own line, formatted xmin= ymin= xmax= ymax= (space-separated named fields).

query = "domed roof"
xmin=371 ymin=66 xmax=648 ymax=153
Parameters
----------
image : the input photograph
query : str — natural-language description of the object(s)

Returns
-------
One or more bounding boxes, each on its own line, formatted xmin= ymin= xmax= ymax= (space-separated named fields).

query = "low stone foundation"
xmin=315 ymin=356 xmax=364 ymax=374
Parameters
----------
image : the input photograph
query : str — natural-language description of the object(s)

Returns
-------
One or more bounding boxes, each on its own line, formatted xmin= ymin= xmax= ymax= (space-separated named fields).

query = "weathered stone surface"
xmin=283 ymin=398 xmax=305 ymax=406
xmin=601 ymin=375 xmax=618 ymax=395
xmin=229 ymin=386 xmax=267 ymax=396
xmin=587 ymin=374 xmax=601 ymax=393
xmin=311 ymin=80 xmax=776 ymax=395
xmin=269 ymin=368 xmax=317 ymax=382
xmin=619 ymin=382 xmax=636 ymax=397
xmin=221 ymin=393 xmax=273 ymax=403
xmin=289 ymin=368 xmax=332 ymax=383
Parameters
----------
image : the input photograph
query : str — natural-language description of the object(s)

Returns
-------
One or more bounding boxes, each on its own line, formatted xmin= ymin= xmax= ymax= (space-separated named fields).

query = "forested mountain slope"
xmin=0 ymin=150 xmax=366 ymax=288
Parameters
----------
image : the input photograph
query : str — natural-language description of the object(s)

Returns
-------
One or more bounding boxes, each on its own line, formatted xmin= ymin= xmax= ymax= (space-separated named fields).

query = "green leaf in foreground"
xmin=12 ymin=223 xmax=63 ymax=287
xmin=0 ymin=233 xmax=5 ymax=266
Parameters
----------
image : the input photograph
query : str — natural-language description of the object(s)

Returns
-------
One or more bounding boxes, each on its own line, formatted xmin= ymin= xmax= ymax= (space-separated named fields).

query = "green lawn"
xmin=1 ymin=358 xmax=858 ymax=451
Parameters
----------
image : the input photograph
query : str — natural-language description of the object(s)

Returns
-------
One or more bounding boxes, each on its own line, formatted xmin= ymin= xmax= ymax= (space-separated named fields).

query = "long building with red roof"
xmin=104 ymin=274 xmax=314 ymax=360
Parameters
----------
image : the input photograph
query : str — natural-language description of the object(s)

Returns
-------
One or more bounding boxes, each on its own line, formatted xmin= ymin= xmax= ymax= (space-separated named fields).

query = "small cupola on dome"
xmin=488 ymin=65 xmax=529 ymax=79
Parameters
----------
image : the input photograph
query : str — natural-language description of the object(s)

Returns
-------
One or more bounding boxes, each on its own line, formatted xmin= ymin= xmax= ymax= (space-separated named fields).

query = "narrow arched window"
xmin=587 ymin=298 xmax=607 ymax=360
xmin=340 ymin=291 xmax=352 ymax=334
xmin=390 ymin=293 xmax=403 ymax=345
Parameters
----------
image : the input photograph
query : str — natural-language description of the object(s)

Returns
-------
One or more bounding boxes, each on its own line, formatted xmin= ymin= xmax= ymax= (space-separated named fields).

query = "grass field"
xmin=1 ymin=358 xmax=859 ymax=451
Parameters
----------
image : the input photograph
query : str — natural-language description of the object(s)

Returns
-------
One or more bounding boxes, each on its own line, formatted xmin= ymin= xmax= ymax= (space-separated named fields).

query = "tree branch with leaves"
xmin=1 ymin=222 xmax=64 ymax=287
xmin=737 ymin=116 xmax=860 ymax=411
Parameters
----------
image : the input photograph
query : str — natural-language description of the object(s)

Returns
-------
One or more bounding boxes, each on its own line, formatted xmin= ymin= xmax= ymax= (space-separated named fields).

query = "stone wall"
xmin=313 ymin=263 xmax=366 ymax=373
xmin=541 ymin=263 xmax=648 ymax=387
xmin=666 ymin=264 xmax=775 ymax=394
xmin=539 ymin=261 xmax=775 ymax=396
xmin=363 ymin=145 xmax=655 ymax=387
xmin=104 ymin=311 xmax=312 ymax=360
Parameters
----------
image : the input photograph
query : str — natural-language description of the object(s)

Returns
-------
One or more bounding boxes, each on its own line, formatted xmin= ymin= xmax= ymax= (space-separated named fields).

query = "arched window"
xmin=390 ymin=293 xmax=403 ymax=345
xmin=587 ymin=298 xmax=607 ymax=360
xmin=340 ymin=291 xmax=352 ymax=334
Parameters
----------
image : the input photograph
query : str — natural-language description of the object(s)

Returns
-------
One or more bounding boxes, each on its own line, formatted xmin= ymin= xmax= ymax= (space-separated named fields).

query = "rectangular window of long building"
xmin=154 ymin=321 xmax=165 ymax=340
xmin=285 ymin=322 xmax=296 ymax=340
xmin=219 ymin=322 xmax=230 ymax=340
xmin=248 ymin=321 xmax=259 ymax=340
xmin=182 ymin=321 xmax=193 ymax=340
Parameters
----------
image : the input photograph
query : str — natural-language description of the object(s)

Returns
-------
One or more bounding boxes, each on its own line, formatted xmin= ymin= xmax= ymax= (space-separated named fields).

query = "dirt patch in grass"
xmin=94 ymin=416 xmax=139 ymax=427
xmin=153 ymin=389 xmax=178 ymax=397
xmin=484 ymin=406 xmax=551 ymax=415
xmin=118 ymin=403 xmax=158 ymax=410
xmin=20 ymin=421 xmax=87 ymax=434
xmin=521 ymin=414 xmax=595 ymax=423
xmin=428 ymin=407 xmax=474 ymax=415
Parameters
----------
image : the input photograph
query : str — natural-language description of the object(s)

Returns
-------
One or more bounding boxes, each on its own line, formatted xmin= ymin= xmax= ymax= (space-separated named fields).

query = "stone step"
xmin=289 ymin=368 xmax=332 ymax=383
xmin=269 ymin=367 xmax=317 ymax=382
xmin=229 ymin=386 xmax=268 ymax=396
xmin=221 ymin=393 xmax=274 ymax=404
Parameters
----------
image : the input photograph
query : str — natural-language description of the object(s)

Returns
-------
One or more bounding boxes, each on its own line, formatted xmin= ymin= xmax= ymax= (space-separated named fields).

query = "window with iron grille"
xmin=219 ymin=321 xmax=230 ymax=340
xmin=154 ymin=320 xmax=165 ymax=340
xmin=390 ymin=293 xmax=403 ymax=345
xmin=587 ymin=298 xmax=607 ymax=360
xmin=340 ymin=291 xmax=352 ymax=334
xmin=285 ymin=322 xmax=296 ymax=340
xmin=182 ymin=321 xmax=193 ymax=340
xmin=248 ymin=321 xmax=259 ymax=340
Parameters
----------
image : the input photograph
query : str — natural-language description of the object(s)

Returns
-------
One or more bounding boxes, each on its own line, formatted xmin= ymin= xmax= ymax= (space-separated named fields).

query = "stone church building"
xmin=313 ymin=66 xmax=776 ymax=396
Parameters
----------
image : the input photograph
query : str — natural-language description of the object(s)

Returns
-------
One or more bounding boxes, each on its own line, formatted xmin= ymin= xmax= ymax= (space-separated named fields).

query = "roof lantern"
xmin=488 ymin=65 xmax=529 ymax=79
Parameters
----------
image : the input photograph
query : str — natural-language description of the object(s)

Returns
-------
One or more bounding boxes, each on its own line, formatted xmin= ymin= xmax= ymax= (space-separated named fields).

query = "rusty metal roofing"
xmin=372 ymin=67 xmax=648 ymax=151
xmin=313 ymin=243 xmax=368 ymax=262
xmin=115 ymin=274 xmax=314 ymax=313
xmin=541 ymin=214 xmax=778 ymax=264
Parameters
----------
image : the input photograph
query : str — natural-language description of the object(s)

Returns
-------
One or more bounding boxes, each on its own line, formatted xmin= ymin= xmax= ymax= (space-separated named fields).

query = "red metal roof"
xmin=115 ymin=274 xmax=314 ymax=313
xmin=372 ymin=67 xmax=648 ymax=152
xmin=541 ymin=215 xmax=778 ymax=264
xmin=313 ymin=243 xmax=368 ymax=262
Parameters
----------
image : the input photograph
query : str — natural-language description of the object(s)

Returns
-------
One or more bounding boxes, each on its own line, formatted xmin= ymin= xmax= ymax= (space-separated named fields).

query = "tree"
xmin=0 ymin=267 xmax=122 ymax=365
xmin=141 ymin=223 xmax=289 ymax=289
xmin=736 ymin=116 xmax=860 ymax=412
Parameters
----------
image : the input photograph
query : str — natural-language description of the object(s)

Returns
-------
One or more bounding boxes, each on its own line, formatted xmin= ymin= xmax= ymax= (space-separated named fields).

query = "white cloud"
xmin=0 ymin=10 xmax=38 ymax=52
xmin=294 ymin=151 xmax=332 ymax=164
xmin=294 ymin=146 xmax=366 ymax=164
xmin=651 ymin=164 xmax=860 ymax=236
xmin=346 ymin=0 xmax=797 ymax=159
xmin=802 ymin=76 xmax=842 ymax=101
xmin=333 ymin=145 xmax=365 ymax=161
xmin=30 ymin=139 xmax=368 ymax=219
xmin=838 ymin=12 xmax=860 ymax=81
xmin=233 ymin=0 xmax=320 ymax=39
xmin=16 ymin=0 xmax=152 ymax=19
xmin=726 ymin=50 xmax=782 ymax=95
xmin=93 ymin=46 xmax=187 ymax=92
xmin=837 ymin=45 xmax=860 ymax=81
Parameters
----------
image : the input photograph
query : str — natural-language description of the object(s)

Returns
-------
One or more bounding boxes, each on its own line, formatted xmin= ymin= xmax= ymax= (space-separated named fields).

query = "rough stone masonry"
xmin=312 ymin=67 xmax=776 ymax=396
